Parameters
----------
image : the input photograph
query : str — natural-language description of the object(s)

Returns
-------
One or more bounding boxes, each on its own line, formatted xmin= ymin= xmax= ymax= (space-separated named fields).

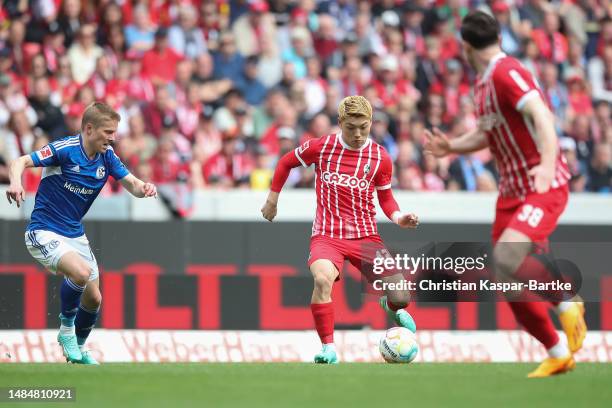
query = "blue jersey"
xmin=27 ymin=134 xmax=130 ymax=238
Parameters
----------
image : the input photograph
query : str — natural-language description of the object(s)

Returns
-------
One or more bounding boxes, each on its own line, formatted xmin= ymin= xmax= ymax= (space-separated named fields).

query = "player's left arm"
xmin=374 ymin=151 xmax=418 ymax=229
xmin=119 ymin=173 xmax=158 ymax=198
xmin=495 ymin=63 xmax=558 ymax=194
xmin=107 ymin=148 xmax=157 ymax=198
xmin=519 ymin=95 xmax=557 ymax=194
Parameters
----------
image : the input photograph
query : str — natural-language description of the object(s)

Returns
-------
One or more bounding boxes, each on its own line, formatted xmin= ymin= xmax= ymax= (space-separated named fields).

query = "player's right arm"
xmin=6 ymin=154 xmax=34 ymax=207
xmin=424 ymin=126 xmax=488 ymax=157
xmin=261 ymin=137 xmax=321 ymax=222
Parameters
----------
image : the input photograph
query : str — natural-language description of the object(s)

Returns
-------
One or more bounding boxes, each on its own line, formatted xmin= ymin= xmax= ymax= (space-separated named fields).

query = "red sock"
xmin=311 ymin=302 xmax=334 ymax=344
xmin=508 ymin=301 xmax=559 ymax=349
xmin=387 ymin=299 xmax=404 ymax=312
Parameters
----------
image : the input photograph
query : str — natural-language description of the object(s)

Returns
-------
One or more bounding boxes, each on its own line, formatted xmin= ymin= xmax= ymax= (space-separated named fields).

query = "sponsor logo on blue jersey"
xmin=63 ymin=182 xmax=95 ymax=195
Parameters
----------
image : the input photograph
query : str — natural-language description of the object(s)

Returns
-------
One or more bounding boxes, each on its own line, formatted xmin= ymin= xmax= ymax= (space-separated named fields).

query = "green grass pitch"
xmin=1 ymin=363 xmax=610 ymax=408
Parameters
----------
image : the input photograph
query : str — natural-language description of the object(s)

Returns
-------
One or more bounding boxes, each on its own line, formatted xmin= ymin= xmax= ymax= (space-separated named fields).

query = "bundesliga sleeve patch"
xmin=298 ymin=140 xmax=310 ymax=154
xmin=36 ymin=145 xmax=53 ymax=160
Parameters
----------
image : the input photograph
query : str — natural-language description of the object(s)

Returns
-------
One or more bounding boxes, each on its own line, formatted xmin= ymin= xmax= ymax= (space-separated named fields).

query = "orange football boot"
xmin=527 ymin=355 xmax=576 ymax=378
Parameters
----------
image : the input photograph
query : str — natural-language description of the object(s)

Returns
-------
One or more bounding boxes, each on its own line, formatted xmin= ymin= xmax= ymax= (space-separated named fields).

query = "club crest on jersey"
xmin=364 ymin=164 xmax=371 ymax=175
xmin=96 ymin=166 xmax=106 ymax=179
xmin=36 ymin=145 xmax=53 ymax=160
xmin=322 ymin=171 xmax=369 ymax=190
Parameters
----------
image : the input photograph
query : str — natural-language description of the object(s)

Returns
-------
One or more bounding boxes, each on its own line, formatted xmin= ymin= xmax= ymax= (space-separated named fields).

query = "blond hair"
xmin=338 ymin=95 xmax=372 ymax=122
xmin=81 ymin=102 xmax=120 ymax=130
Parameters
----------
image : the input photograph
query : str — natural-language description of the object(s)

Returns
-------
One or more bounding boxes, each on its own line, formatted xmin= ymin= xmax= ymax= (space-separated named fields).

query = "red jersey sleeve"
xmin=294 ymin=137 xmax=323 ymax=168
xmin=493 ymin=59 xmax=541 ymax=112
xmin=373 ymin=148 xmax=393 ymax=190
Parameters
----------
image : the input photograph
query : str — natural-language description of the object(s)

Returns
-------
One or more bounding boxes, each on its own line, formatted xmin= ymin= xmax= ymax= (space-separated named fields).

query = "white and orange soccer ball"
xmin=379 ymin=327 xmax=418 ymax=364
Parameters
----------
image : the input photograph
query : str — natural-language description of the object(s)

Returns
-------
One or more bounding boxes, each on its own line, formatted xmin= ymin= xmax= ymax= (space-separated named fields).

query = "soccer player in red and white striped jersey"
xmin=261 ymin=96 xmax=419 ymax=364
xmin=425 ymin=11 xmax=586 ymax=378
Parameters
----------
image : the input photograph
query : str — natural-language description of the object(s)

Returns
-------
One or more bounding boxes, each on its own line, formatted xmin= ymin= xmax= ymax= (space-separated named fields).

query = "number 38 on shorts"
xmin=517 ymin=204 xmax=544 ymax=228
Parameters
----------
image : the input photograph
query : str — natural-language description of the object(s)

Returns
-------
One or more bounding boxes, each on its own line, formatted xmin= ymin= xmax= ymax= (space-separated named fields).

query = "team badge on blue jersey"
xmin=96 ymin=166 xmax=106 ymax=179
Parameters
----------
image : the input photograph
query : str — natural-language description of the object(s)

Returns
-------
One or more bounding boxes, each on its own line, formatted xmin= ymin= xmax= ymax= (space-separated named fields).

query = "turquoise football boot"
xmin=379 ymin=296 xmax=417 ymax=333
xmin=76 ymin=350 xmax=100 ymax=365
xmin=57 ymin=333 xmax=82 ymax=363
xmin=314 ymin=344 xmax=339 ymax=364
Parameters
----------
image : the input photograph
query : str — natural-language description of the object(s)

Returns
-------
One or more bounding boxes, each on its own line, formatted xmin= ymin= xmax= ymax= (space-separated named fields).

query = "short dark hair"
xmin=460 ymin=11 xmax=500 ymax=50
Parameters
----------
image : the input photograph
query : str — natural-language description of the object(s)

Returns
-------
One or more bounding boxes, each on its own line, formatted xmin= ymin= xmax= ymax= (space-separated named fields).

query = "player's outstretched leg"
xmin=556 ymin=298 xmax=587 ymax=354
xmin=378 ymin=295 xmax=416 ymax=333
xmin=494 ymin=233 xmax=574 ymax=377
xmin=310 ymin=260 xmax=339 ymax=364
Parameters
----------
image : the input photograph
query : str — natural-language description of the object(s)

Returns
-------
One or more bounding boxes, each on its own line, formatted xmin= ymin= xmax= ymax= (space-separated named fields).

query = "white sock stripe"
xmin=547 ymin=338 xmax=570 ymax=358
xmin=555 ymin=301 xmax=572 ymax=314
xmin=78 ymin=304 xmax=100 ymax=314
xmin=64 ymin=277 xmax=86 ymax=292
xmin=59 ymin=325 xmax=76 ymax=336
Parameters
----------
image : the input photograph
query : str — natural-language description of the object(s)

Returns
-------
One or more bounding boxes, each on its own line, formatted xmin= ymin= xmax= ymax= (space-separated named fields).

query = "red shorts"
xmin=492 ymin=186 xmax=569 ymax=244
xmin=308 ymin=234 xmax=396 ymax=282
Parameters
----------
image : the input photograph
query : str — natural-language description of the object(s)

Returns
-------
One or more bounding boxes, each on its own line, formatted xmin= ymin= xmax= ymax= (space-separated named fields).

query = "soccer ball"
xmin=379 ymin=327 xmax=418 ymax=363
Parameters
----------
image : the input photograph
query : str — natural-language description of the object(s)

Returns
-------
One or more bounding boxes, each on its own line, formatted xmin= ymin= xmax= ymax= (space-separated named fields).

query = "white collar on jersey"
xmin=337 ymin=132 xmax=371 ymax=151
xmin=479 ymin=52 xmax=507 ymax=84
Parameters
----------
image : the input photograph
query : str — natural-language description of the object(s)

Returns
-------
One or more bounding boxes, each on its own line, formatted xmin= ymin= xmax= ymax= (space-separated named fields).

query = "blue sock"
xmin=75 ymin=304 xmax=99 ymax=346
xmin=60 ymin=277 xmax=85 ymax=327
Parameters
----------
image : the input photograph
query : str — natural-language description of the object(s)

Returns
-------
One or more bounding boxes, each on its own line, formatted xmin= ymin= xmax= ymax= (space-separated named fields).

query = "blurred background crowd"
xmin=0 ymin=0 xmax=611 ymax=207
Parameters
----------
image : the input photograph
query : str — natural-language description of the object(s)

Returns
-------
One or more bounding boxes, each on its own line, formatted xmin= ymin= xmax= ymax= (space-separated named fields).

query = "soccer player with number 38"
xmin=425 ymin=11 xmax=587 ymax=378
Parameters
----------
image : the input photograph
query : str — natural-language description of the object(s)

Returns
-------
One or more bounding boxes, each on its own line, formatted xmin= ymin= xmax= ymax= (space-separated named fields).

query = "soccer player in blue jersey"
xmin=6 ymin=102 xmax=157 ymax=364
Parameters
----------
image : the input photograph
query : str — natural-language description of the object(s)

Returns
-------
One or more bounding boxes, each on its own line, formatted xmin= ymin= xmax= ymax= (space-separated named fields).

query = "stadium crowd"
xmin=0 ymin=0 xmax=611 ymax=201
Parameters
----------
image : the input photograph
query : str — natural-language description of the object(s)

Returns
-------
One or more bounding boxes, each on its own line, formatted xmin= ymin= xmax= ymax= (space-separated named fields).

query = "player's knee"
xmin=71 ymin=265 xmax=92 ymax=286
xmin=313 ymin=272 xmax=334 ymax=292
xmin=493 ymin=246 xmax=519 ymax=279
xmin=90 ymin=291 xmax=102 ymax=308
xmin=387 ymin=291 xmax=409 ymax=308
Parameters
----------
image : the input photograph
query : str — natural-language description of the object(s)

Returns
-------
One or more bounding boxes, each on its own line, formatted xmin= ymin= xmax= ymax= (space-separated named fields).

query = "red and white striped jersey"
xmin=294 ymin=133 xmax=392 ymax=239
xmin=474 ymin=53 xmax=570 ymax=198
